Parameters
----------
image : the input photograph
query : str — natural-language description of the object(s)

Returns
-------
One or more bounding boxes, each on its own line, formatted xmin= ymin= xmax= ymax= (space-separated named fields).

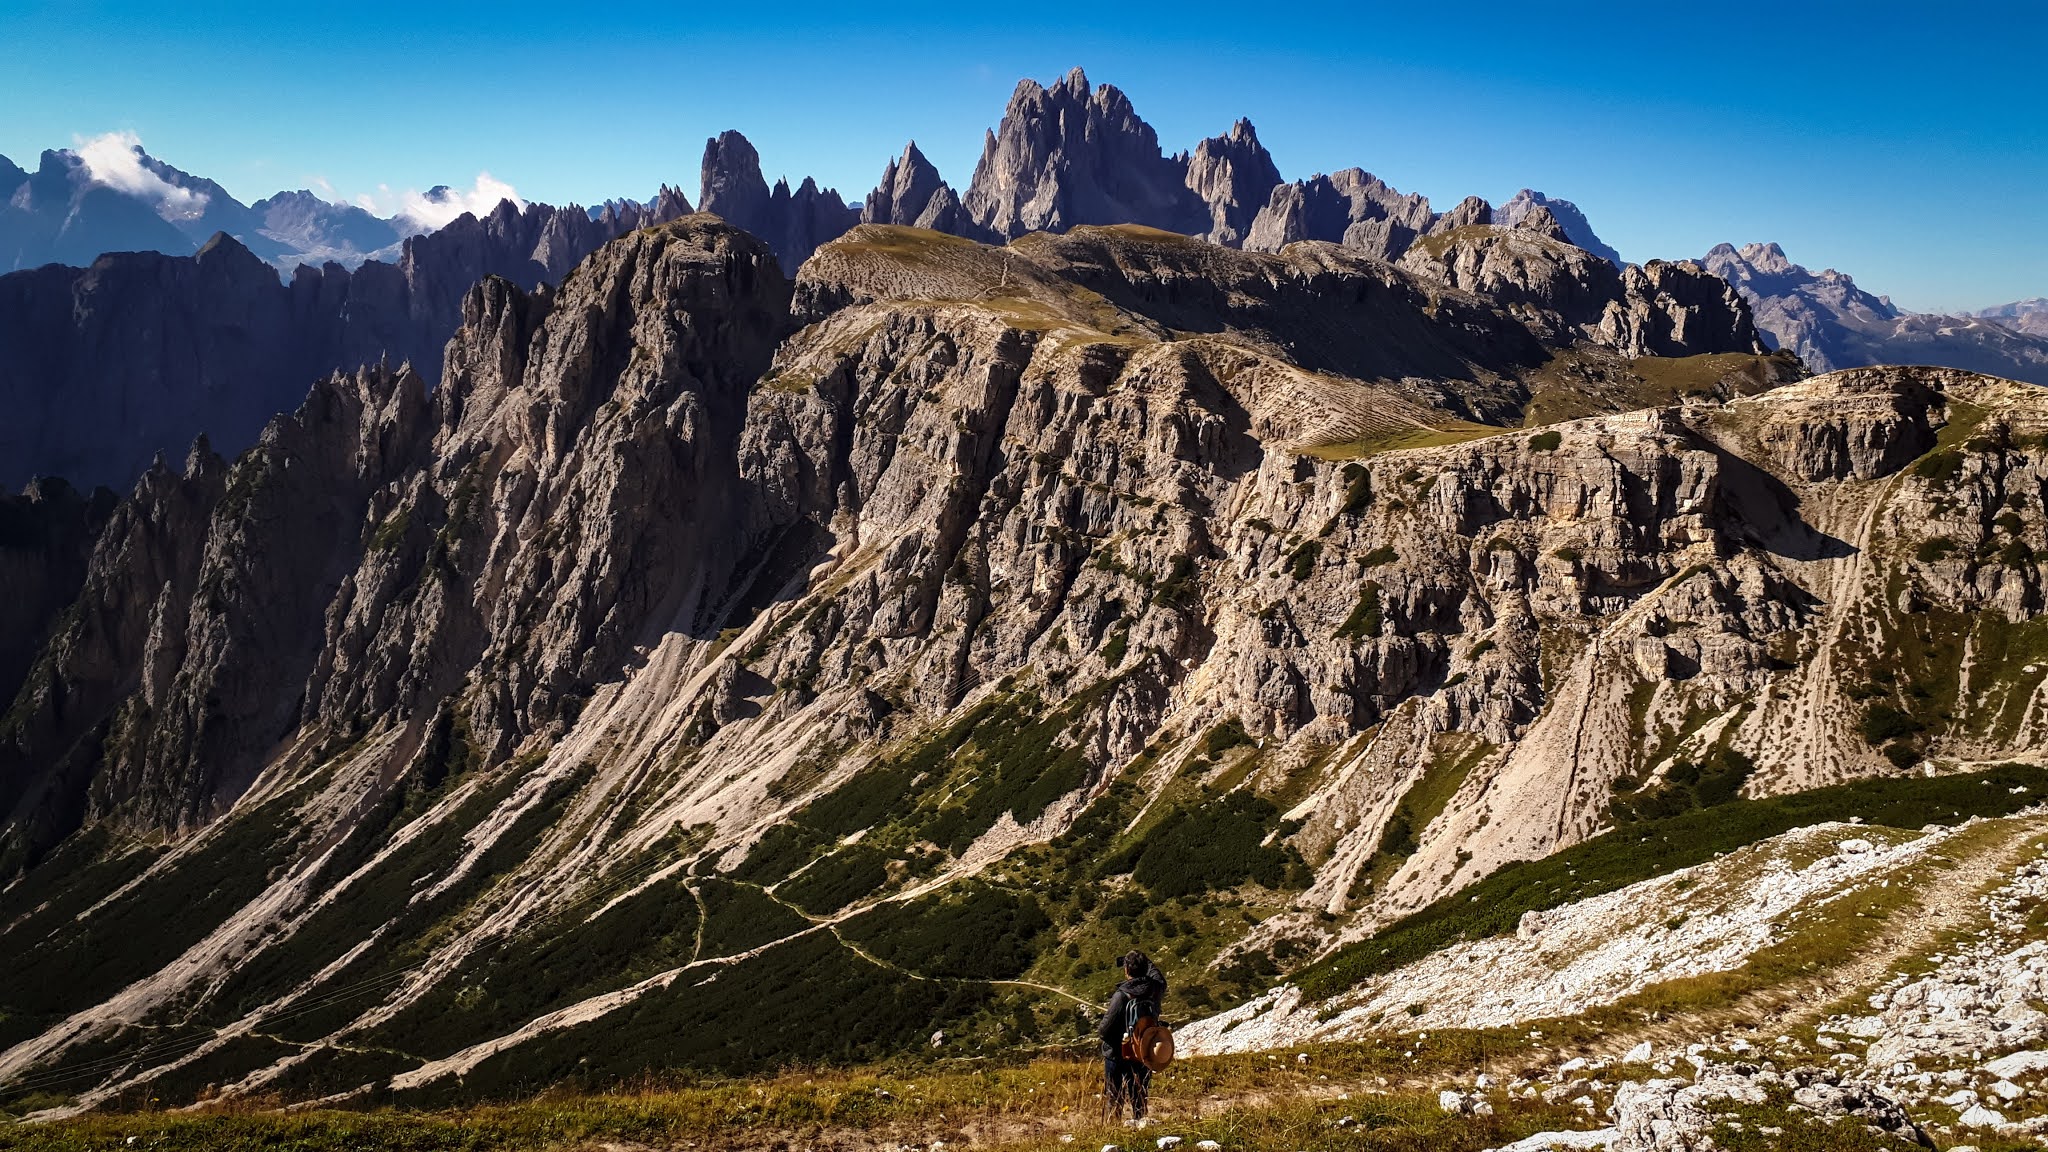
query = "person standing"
xmin=1099 ymin=949 xmax=1167 ymax=1124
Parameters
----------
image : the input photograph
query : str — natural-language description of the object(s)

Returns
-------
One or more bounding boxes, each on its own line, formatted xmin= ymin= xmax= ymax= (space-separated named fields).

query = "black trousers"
xmin=1104 ymin=1053 xmax=1151 ymax=1120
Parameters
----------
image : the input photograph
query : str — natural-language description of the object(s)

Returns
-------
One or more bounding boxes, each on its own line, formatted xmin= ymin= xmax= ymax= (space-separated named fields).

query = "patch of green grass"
xmin=1297 ymin=762 xmax=2048 ymax=999
xmin=0 ymin=1049 xmax=1598 ymax=1152
xmin=1297 ymin=423 xmax=1497 ymax=461
xmin=1527 ymin=430 xmax=1562 ymax=452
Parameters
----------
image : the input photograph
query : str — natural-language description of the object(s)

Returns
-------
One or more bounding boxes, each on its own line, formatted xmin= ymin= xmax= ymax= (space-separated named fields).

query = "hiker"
xmin=1099 ymin=949 xmax=1167 ymax=1124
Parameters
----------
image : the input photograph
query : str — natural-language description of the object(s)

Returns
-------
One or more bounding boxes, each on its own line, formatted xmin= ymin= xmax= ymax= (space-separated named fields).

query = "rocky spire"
xmin=699 ymin=130 xmax=858 ymax=270
xmin=653 ymin=184 xmax=694 ymax=219
xmin=862 ymin=142 xmax=975 ymax=236
xmin=1428 ymin=195 xmax=1494 ymax=234
xmin=1496 ymin=189 xmax=1622 ymax=266
xmin=1185 ymin=119 xmax=1282 ymax=247
xmin=700 ymin=130 xmax=772 ymax=231
xmin=962 ymin=67 xmax=1208 ymax=239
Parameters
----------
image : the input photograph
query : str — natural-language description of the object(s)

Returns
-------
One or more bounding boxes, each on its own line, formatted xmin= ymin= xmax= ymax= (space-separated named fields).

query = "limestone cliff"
xmin=4 ymin=218 xmax=2043 ymax=1113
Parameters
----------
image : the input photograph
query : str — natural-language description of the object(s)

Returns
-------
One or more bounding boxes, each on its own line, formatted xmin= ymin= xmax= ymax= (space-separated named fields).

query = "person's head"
xmin=1121 ymin=950 xmax=1151 ymax=978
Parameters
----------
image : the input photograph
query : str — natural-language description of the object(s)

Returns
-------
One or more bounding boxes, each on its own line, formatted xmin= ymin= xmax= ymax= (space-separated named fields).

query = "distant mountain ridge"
xmin=5 ymin=68 xmax=2042 ymax=498
xmin=0 ymin=143 xmax=411 ymax=273
xmin=1701 ymin=241 xmax=2048 ymax=386
xmin=1977 ymin=297 xmax=2048 ymax=337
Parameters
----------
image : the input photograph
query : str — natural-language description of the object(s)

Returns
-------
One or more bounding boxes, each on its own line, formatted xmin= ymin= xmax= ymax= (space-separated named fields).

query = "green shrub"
xmin=1203 ymin=718 xmax=1254 ymax=758
xmin=1113 ymin=792 xmax=1298 ymax=899
xmin=842 ymin=885 xmax=1050 ymax=980
xmin=1286 ymin=540 xmax=1322 ymax=580
xmin=1337 ymin=583 xmax=1384 ymax=640
xmin=1152 ymin=555 xmax=1198 ymax=609
xmin=1360 ymin=545 xmax=1398 ymax=568
xmin=1858 ymin=702 xmax=1924 ymax=746
xmin=778 ymin=846 xmax=891 ymax=914
xmin=369 ymin=508 xmax=411 ymax=551
xmin=1103 ymin=627 xmax=1130 ymax=667
xmin=1611 ymin=747 xmax=1755 ymax=823
xmin=1914 ymin=537 xmax=1956 ymax=563
xmin=1882 ymin=742 xmax=1922 ymax=770
xmin=1528 ymin=430 xmax=1562 ymax=452
xmin=1339 ymin=463 xmax=1372 ymax=515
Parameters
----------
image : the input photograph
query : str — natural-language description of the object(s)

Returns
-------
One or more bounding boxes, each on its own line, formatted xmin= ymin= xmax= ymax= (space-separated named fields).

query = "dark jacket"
xmin=1099 ymin=962 xmax=1168 ymax=1056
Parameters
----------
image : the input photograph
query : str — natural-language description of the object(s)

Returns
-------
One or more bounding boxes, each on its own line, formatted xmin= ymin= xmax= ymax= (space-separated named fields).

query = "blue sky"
xmin=2 ymin=0 xmax=2042 ymax=311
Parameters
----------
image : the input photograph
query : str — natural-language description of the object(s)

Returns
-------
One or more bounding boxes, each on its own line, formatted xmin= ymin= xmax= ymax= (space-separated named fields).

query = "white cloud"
xmin=72 ymin=130 xmax=209 ymax=220
xmin=356 ymin=172 xmax=523 ymax=234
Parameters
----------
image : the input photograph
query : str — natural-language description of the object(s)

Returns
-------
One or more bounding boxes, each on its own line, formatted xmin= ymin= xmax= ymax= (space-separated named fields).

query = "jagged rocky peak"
xmin=862 ymin=141 xmax=974 ymax=236
xmin=651 ymin=183 xmax=694 ymax=218
xmin=699 ymin=129 xmax=773 ymax=229
xmin=1496 ymin=189 xmax=1621 ymax=265
xmin=963 ymin=66 xmax=1209 ymax=239
xmin=1700 ymin=240 xmax=1887 ymax=313
xmin=1400 ymin=209 xmax=1763 ymax=357
xmin=1243 ymin=168 xmax=1433 ymax=261
xmin=1428 ymin=194 xmax=1494 ymax=234
xmin=1185 ymin=118 xmax=1282 ymax=246
xmin=1509 ymin=203 xmax=1573 ymax=243
xmin=698 ymin=129 xmax=858 ymax=271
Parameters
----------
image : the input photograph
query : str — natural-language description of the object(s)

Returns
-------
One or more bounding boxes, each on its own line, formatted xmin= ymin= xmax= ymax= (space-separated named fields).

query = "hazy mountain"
xmin=1978 ymin=297 xmax=2048 ymax=337
xmin=0 ymin=140 xmax=409 ymax=273
xmin=1703 ymin=241 xmax=2048 ymax=384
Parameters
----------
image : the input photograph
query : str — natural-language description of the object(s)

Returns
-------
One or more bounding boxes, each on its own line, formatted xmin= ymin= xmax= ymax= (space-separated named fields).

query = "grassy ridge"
xmin=1296 ymin=763 xmax=2048 ymax=999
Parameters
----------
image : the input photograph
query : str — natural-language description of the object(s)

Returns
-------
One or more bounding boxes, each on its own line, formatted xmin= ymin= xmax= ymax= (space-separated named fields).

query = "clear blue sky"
xmin=2 ymin=0 xmax=2042 ymax=311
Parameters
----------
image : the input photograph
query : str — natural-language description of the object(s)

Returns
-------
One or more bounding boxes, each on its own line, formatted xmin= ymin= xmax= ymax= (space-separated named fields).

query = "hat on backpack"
xmin=1134 ymin=1016 xmax=1175 ymax=1072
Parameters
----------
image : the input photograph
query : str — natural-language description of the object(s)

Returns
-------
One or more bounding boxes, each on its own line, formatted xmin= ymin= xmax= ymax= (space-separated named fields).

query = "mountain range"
xmin=1 ymin=68 xmax=2047 ymax=1126
xmin=6 ymin=68 xmax=2044 ymax=496
xmin=0 ymin=138 xmax=412 ymax=273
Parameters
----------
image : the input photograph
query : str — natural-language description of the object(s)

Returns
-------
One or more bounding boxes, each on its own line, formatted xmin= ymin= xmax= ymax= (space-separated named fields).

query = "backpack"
xmin=1121 ymin=994 xmax=1175 ymax=1072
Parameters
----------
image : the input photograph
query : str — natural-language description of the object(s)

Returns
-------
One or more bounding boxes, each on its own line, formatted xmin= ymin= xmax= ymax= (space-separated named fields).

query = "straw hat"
xmin=1135 ymin=1018 xmax=1175 ymax=1072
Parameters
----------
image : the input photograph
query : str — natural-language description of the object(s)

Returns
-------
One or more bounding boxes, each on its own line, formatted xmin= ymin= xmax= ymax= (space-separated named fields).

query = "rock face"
xmin=1402 ymin=219 xmax=1763 ymax=355
xmin=1244 ymin=169 xmax=1436 ymax=261
xmin=963 ymin=68 xmax=1210 ymax=240
xmin=1703 ymin=242 xmax=2048 ymax=384
xmin=7 ymin=216 xmax=2037 ymax=1111
xmin=1185 ymin=120 xmax=1283 ymax=247
xmin=0 ymin=197 xmax=690 ymax=490
xmin=0 ymin=479 xmax=113 ymax=710
xmin=1496 ymin=189 xmax=1622 ymax=266
xmin=698 ymin=129 xmax=860 ymax=270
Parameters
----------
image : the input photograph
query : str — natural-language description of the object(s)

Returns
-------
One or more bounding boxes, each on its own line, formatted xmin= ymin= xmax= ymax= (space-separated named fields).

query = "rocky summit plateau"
xmin=0 ymin=65 xmax=2045 ymax=1152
